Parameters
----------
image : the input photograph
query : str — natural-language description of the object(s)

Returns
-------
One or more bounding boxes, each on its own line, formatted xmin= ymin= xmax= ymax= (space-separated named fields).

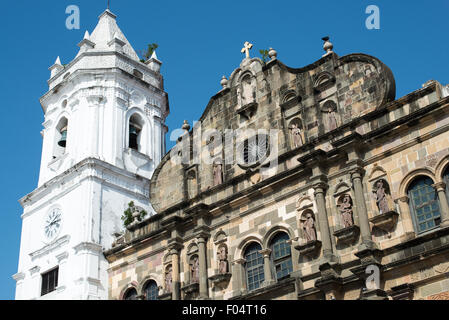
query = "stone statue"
xmin=218 ymin=246 xmax=228 ymax=274
xmin=241 ymin=76 xmax=254 ymax=105
xmin=237 ymin=86 xmax=242 ymax=108
xmin=290 ymin=123 xmax=303 ymax=148
xmin=191 ymin=256 xmax=200 ymax=283
xmin=339 ymin=195 xmax=354 ymax=228
xmin=303 ymin=212 xmax=317 ymax=242
xmin=213 ymin=162 xmax=223 ymax=186
xmin=165 ymin=266 xmax=172 ymax=293
xmin=327 ymin=108 xmax=338 ymax=131
xmin=375 ymin=180 xmax=390 ymax=214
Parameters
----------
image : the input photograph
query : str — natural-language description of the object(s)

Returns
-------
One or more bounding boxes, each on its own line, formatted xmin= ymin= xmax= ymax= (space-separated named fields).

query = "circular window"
xmin=237 ymin=135 xmax=270 ymax=168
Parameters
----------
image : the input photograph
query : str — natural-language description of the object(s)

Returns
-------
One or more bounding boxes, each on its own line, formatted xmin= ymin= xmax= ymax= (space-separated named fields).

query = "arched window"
xmin=143 ymin=280 xmax=158 ymax=300
xmin=244 ymin=242 xmax=264 ymax=291
xmin=270 ymin=232 xmax=293 ymax=281
xmin=123 ymin=287 xmax=138 ymax=300
xmin=408 ymin=176 xmax=441 ymax=234
xmin=129 ymin=113 xmax=143 ymax=151
xmin=53 ymin=117 xmax=68 ymax=159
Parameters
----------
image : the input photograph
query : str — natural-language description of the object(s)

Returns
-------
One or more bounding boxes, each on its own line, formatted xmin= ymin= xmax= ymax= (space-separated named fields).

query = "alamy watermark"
xmin=66 ymin=5 xmax=80 ymax=30
xmin=365 ymin=5 xmax=380 ymax=30
xmin=365 ymin=264 xmax=380 ymax=290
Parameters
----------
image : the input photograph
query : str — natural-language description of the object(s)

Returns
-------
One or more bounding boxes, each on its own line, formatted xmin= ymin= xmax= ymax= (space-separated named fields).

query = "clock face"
xmin=44 ymin=208 xmax=62 ymax=240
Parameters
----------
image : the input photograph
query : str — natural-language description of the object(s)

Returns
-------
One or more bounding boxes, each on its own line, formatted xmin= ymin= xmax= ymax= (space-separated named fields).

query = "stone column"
xmin=313 ymin=183 xmax=334 ymax=260
xmin=350 ymin=168 xmax=373 ymax=248
xmin=397 ymin=196 xmax=415 ymax=236
xmin=170 ymin=246 xmax=181 ymax=300
xmin=259 ymin=249 xmax=274 ymax=286
xmin=231 ymin=259 xmax=246 ymax=296
xmin=197 ymin=236 xmax=209 ymax=298
xmin=433 ymin=182 xmax=449 ymax=227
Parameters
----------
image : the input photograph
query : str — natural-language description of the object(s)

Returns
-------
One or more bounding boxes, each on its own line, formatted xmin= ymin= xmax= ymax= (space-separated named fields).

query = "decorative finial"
xmin=220 ymin=76 xmax=228 ymax=89
xmin=241 ymin=41 xmax=253 ymax=59
xmin=322 ymin=36 xmax=334 ymax=57
xmin=268 ymin=47 xmax=277 ymax=60
xmin=182 ymin=120 xmax=191 ymax=132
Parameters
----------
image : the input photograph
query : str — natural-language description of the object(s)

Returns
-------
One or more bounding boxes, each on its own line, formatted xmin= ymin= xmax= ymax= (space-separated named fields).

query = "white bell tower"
xmin=13 ymin=9 xmax=169 ymax=300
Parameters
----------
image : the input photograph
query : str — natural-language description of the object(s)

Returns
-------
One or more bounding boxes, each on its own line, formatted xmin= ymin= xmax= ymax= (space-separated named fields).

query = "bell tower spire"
xmin=14 ymin=8 xmax=169 ymax=300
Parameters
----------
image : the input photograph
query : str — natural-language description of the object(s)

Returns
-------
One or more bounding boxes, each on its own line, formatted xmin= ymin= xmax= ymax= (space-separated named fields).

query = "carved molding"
xmin=295 ymin=240 xmax=322 ymax=257
xmin=333 ymin=225 xmax=360 ymax=245
xmin=29 ymin=235 xmax=70 ymax=261
xmin=369 ymin=211 xmax=399 ymax=232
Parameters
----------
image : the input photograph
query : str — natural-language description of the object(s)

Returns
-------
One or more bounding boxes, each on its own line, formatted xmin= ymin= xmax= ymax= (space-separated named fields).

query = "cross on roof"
xmin=241 ymin=41 xmax=253 ymax=59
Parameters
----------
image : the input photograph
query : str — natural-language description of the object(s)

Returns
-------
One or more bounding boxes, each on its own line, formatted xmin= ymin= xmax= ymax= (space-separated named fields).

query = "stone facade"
xmin=105 ymin=46 xmax=449 ymax=300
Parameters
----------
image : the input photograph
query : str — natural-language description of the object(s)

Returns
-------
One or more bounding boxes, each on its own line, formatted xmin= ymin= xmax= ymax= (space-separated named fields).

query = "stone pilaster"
xmin=197 ymin=235 xmax=209 ymax=299
xmin=350 ymin=168 xmax=375 ymax=249
xmin=169 ymin=244 xmax=182 ymax=300
xmin=397 ymin=196 xmax=416 ymax=236
xmin=313 ymin=182 xmax=335 ymax=261
xmin=231 ymin=259 xmax=246 ymax=296
xmin=432 ymin=182 xmax=449 ymax=227
xmin=259 ymin=249 xmax=275 ymax=286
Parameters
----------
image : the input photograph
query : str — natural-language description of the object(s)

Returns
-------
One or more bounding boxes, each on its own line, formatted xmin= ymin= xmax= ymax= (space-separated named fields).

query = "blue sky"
xmin=0 ymin=0 xmax=448 ymax=300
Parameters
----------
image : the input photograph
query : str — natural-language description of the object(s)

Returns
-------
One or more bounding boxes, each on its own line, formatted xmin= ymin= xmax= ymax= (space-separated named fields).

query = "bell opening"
xmin=129 ymin=124 xmax=141 ymax=151
xmin=58 ymin=129 xmax=67 ymax=148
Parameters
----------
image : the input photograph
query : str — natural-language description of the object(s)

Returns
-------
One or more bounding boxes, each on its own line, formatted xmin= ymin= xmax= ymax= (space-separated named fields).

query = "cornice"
xmin=20 ymin=158 xmax=150 ymax=211
xmin=29 ymin=235 xmax=70 ymax=261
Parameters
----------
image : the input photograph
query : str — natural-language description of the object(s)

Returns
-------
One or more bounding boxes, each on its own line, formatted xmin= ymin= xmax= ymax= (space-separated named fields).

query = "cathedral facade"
xmin=105 ymin=39 xmax=449 ymax=301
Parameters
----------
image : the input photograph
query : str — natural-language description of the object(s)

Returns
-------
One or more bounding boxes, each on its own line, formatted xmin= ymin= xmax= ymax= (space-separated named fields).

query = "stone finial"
xmin=78 ymin=30 xmax=95 ymax=51
xmin=241 ymin=41 xmax=253 ymax=59
xmin=322 ymin=36 xmax=334 ymax=57
xmin=220 ymin=76 xmax=228 ymax=89
xmin=49 ymin=56 xmax=64 ymax=78
xmin=182 ymin=120 xmax=191 ymax=132
xmin=146 ymin=51 xmax=162 ymax=73
xmin=268 ymin=47 xmax=277 ymax=60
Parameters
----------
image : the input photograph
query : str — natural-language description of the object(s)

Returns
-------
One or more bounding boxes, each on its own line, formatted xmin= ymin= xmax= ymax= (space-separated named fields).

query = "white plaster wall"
xmin=16 ymin=162 xmax=152 ymax=300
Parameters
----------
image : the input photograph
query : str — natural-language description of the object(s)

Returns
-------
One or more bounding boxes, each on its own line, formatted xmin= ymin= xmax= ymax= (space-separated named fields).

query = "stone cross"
xmin=241 ymin=41 xmax=253 ymax=59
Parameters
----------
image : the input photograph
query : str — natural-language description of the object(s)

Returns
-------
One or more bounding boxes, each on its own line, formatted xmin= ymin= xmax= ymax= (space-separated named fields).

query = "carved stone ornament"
xmin=295 ymin=240 xmax=322 ymax=257
xmin=369 ymin=211 xmax=399 ymax=232
xmin=181 ymin=282 xmax=199 ymax=295
xmin=333 ymin=225 xmax=360 ymax=245
xmin=237 ymin=101 xmax=258 ymax=120
xmin=209 ymin=273 xmax=232 ymax=290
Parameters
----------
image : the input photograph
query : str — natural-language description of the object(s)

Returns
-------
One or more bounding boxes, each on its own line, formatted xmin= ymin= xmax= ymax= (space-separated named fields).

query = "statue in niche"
xmin=237 ymin=86 xmax=242 ymax=108
xmin=338 ymin=194 xmax=354 ymax=228
xmin=374 ymin=180 xmax=390 ymax=214
xmin=241 ymin=75 xmax=255 ymax=105
xmin=213 ymin=160 xmax=223 ymax=186
xmin=165 ymin=265 xmax=172 ymax=293
xmin=289 ymin=122 xmax=303 ymax=148
xmin=302 ymin=211 xmax=317 ymax=242
xmin=218 ymin=246 xmax=228 ymax=274
xmin=323 ymin=102 xmax=338 ymax=132
xmin=190 ymin=256 xmax=200 ymax=283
